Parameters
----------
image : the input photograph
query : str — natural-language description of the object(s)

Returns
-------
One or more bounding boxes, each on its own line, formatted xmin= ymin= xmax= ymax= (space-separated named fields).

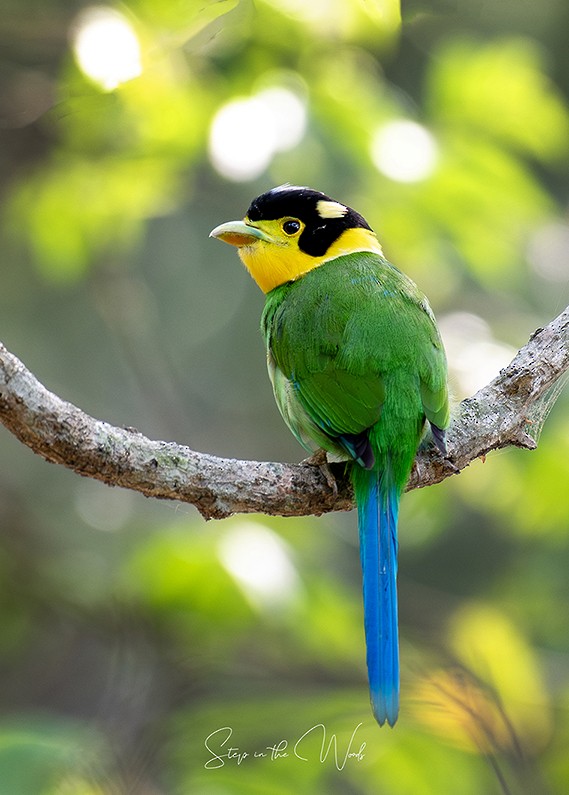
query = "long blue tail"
xmin=353 ymin=467 xmax=400 ymax=727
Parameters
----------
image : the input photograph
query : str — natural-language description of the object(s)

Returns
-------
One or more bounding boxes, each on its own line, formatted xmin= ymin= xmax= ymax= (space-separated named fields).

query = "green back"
xmin=261 ymin=252 xmax=449 ymax=490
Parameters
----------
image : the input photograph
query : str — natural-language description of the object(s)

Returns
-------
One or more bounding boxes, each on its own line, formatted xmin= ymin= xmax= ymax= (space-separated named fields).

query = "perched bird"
xmin=210 ymin=185 xmax=449 ymax=727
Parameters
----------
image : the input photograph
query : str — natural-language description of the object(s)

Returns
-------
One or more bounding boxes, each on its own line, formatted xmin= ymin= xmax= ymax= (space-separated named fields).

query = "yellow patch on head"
xmin=316 ymin=200 xmax=348 ymax=219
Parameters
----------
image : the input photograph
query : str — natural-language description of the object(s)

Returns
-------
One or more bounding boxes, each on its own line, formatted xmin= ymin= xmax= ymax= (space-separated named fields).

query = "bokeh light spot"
xmin=71 ymin=6 xmax=142 ymax=91
xmin=209 ymin=88 xmax=307 ymax=181
xmin=527 ymin=221 xmax=569 ymax=282
xmin=371 ymin=120 xmax=438 ymax=183
xmin=218 ymin=522 xmax=301 ymax=610
xmin=439 ymin=312 xmax=516 ymax=398
xmin=256 ymin=86 xmax=306 ymax=151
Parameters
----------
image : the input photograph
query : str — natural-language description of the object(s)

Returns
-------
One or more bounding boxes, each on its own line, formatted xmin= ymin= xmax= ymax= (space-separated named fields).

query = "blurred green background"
xmin=1 ymin=0 xmax=569 ymax=793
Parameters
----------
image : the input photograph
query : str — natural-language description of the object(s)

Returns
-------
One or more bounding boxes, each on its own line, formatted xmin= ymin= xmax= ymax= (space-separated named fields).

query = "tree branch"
xmin=0 ymin=305 xmax=568 ymax=520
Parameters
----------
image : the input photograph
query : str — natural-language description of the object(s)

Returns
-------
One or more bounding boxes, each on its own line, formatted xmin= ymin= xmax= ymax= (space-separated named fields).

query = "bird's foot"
xmin=302 ymin=449 xmax=338 ymax=497
xmin=442 ymin=455 xmax=460 ymax=475
xmin=424 ymin=424 xmax=460 ymax=474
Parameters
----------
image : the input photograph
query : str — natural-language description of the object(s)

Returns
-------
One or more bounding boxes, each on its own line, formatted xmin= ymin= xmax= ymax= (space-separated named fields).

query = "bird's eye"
xmin=282 ymin=219 xmax=301 ymax=236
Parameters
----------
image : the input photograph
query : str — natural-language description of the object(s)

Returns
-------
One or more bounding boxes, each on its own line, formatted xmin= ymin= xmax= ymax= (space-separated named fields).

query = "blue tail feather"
xmin=354 ymin=468 xmax=400 ymax=727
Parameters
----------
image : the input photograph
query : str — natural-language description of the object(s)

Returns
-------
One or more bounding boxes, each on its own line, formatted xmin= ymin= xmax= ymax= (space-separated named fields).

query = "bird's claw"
xmin=302 ymin=449 xmax=338 ymax=497
xmin=442 ymin=455 xmax=460 ymax=475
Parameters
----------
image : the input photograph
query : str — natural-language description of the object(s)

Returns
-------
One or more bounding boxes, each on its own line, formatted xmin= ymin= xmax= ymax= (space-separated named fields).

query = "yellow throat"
xmin=238 ymin=224 xmax=384 ymax=293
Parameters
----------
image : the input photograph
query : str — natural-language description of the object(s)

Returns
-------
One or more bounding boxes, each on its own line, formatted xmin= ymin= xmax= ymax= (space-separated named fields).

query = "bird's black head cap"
xmin=246 ymin=185 xmax=372 ymax=257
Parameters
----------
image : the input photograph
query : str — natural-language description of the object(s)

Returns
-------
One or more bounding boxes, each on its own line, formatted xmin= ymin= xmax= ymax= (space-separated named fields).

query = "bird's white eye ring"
xmin=282 ymin=218 xmax=301 ymax=235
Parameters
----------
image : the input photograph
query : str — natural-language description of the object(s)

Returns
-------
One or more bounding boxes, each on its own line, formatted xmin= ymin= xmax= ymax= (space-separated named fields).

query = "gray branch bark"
xmin=0 ymin=305 xmax=568 ymax=520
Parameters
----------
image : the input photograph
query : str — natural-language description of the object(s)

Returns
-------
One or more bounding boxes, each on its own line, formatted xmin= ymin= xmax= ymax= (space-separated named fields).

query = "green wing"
xmin=262 ymin=252 xmax=449 ymax=459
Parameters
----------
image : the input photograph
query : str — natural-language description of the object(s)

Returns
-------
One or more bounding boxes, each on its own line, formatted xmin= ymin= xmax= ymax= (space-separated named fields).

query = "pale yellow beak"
xmin=209 ymin=220 xmax=273 ymax=248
